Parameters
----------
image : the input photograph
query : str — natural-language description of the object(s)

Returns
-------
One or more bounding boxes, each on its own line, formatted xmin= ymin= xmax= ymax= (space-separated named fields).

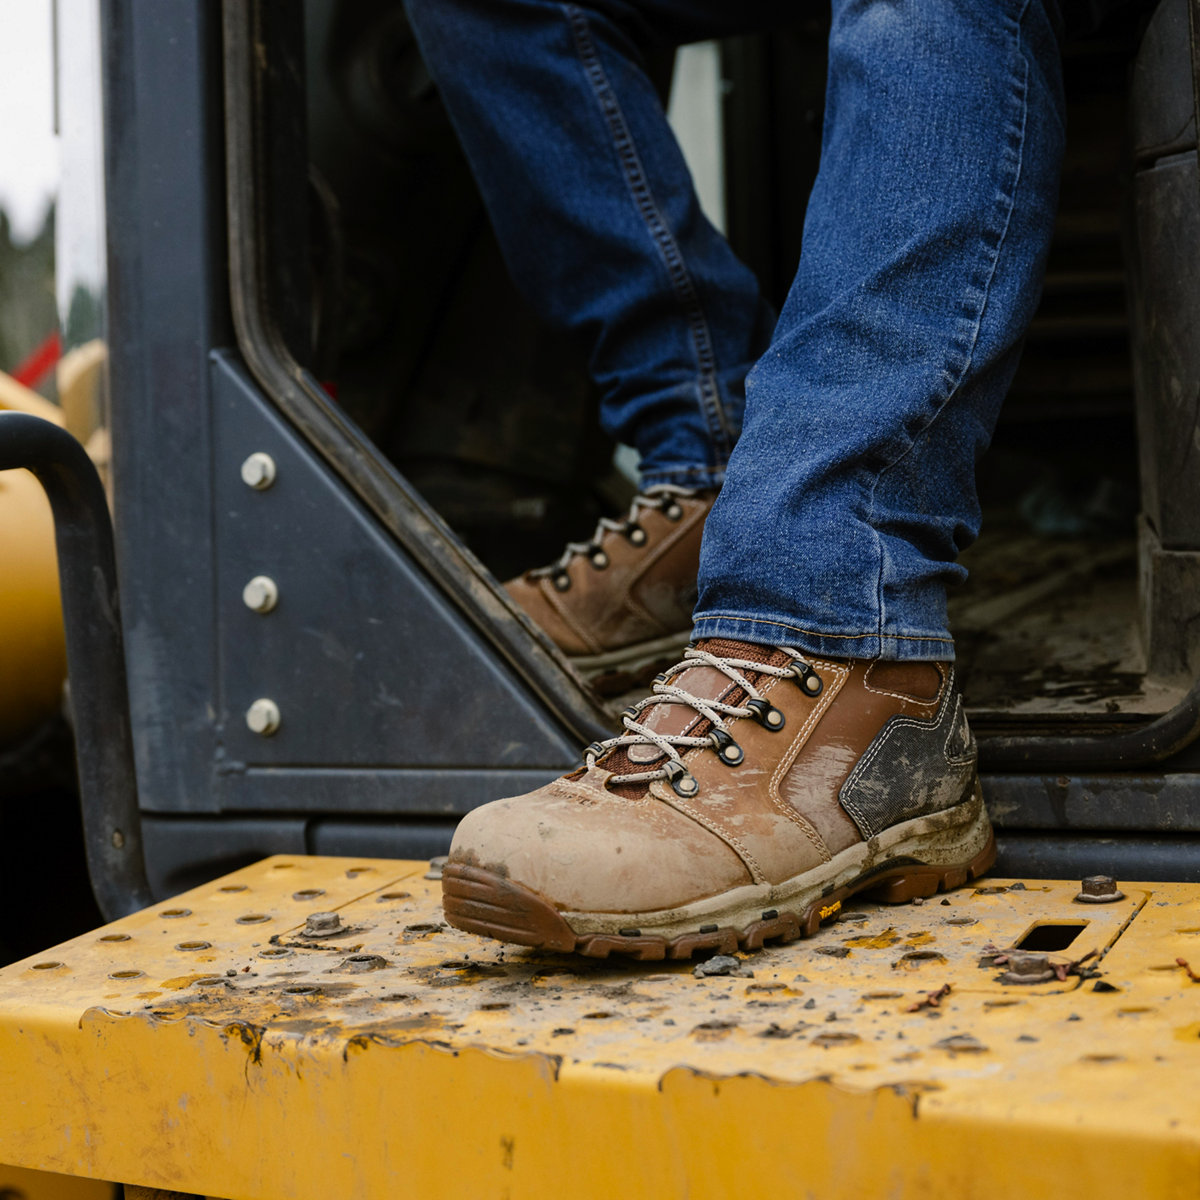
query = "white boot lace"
xmin=583 ymin=646 xmax=824 ymax=797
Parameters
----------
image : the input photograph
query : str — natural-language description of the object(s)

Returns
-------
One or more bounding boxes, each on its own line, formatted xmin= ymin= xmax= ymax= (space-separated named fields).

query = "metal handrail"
xmin=0 ymin=412 xmax=153 ymax=918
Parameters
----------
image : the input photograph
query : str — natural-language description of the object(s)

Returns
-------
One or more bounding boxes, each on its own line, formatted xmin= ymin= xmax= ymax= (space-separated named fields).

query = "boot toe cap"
xmin=448 ymin=785 xmax=749 ymax=914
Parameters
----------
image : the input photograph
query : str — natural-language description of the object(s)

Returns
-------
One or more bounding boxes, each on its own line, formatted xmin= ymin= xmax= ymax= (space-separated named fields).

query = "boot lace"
xmin=582 ymin=646 xmax=824 ymax=798
xmin=529 ymin=485 xmax=696 ymax=587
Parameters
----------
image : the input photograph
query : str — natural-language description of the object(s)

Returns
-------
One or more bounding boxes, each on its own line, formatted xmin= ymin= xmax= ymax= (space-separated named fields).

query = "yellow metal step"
xmin=0 ymin=856 xmax=1197 ymax=1199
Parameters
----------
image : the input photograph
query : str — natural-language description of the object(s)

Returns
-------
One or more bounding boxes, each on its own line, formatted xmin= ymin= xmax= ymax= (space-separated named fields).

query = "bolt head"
xmin=1000 ymin=951 xmax=1056 ymax=984
xmin=242 ymin=575 xmax=279 ymax=613
xmin=245 ymin=698 xmax=281 ymax=736
xmin=1075 ymin=875 xmax=1124 ymax=903
xmin=240 ymin=452 xmax=277 ymax=490
xmin=305 ymin=911 xmax=341 ymax=935
xmin=1008 ymin=952 xmax=1048 ymax=976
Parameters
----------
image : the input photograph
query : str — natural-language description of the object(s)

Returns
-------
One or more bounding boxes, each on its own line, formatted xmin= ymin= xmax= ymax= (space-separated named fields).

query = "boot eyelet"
xmin=552 ymin=572 xmax=571 ymax=592
xmin=625 ymin=524 xmax=647 ymax=546
xmin=710 ymin=728 xmax=744 ymax=766
xmin=581 ymin=740 xmax=605 ymax=765
xmin=791 ymin=660 xmax=823 ymax=697
xmin=663 ymin=760 xmax=699 ymax=797
xmin=590 ymin=550 xmax=609 ymax=569
xmin=746 ymin=698 xmax=786 ymax=730
xmin=663 ymin=501 xmax=683 ymax=521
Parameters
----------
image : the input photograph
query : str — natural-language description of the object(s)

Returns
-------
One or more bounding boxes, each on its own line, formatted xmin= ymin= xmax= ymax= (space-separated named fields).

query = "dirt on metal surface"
xmin=1 ymin=857 xmax=1198 ymax=1198
xmin=0 ymin=856 xmax=1177 ymax=1066
xmin=950 ymin=526 xmax=1185 ymax=719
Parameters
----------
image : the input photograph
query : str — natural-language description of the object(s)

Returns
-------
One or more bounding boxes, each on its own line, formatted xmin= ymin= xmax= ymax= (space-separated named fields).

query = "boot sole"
xmin=442 ymin=785 xmax=996 ymax=961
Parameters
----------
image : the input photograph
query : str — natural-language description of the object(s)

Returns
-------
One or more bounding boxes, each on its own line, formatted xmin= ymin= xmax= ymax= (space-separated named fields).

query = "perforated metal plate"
xmin=0 ymin=857 xmax=1197 ymax=1199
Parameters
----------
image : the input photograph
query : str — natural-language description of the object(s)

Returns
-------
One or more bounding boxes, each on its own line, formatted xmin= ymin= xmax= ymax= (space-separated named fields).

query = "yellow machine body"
xmin=0 ymin=856 xmax=1197 ymax=1199
xmin=0 ymin=1165 xmax=113 ymax=1200
xmin=0 ymin=371 xmax=66 ymax=744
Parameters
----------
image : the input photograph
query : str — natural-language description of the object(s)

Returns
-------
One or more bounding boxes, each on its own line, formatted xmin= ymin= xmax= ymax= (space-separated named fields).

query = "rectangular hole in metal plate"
xmin=1015 ymin=921 xmax=1089 ymax=952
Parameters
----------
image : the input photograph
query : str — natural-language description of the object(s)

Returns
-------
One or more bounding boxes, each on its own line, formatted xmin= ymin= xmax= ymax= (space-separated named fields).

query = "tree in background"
xmin=0 ymin=203 xmax=57 ymax=394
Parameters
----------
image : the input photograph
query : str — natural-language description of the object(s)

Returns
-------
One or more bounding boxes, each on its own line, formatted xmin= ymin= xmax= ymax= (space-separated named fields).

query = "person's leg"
xmin=694 ymin=0 xmax=1066 ymax=661
xmin=404 ymin=0 xmax=785 ymax=688
xmin=403 ymin=0 xmax=780 ymax=489
xmin=442 ymin=0 xmax=1066 ymax=959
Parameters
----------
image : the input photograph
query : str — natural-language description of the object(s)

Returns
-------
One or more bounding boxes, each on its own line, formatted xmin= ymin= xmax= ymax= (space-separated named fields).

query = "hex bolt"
xmin=245 ymin=698 xmax=281 ymax=736
xmin=242 ymin=575 xmax=279 ymax=614
xmin=1000 ymin=952 xmax=1056 ymax=985
xmin=1074 ymin=875 xmax=1125 ymax=904
xmin=240 ymin=452 xmax=277 ymax=490
xmin=304 ymin=911 xmax=341 ymax=936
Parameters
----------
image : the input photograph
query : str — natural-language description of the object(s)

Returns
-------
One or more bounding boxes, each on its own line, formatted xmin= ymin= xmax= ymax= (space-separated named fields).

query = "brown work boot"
xmin=505 ymin=485 xmax=715 ymax=693
xmin=442 ymin=639 xmax=994 ymax=960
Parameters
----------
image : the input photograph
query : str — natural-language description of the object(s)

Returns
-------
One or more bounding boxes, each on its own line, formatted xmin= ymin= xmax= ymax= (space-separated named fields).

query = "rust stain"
xmin=1176 ymin=958 xmax=1200 ymax=983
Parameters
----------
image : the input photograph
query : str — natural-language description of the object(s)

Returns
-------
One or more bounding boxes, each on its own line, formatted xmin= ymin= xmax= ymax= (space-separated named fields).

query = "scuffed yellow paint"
xmin=0 ymin=858 xmax=1197 ymax=1200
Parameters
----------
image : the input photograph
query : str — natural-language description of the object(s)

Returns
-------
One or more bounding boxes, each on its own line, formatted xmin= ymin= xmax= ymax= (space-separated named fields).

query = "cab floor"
xmin=951 ymin=523 xmax=1184 ymax=720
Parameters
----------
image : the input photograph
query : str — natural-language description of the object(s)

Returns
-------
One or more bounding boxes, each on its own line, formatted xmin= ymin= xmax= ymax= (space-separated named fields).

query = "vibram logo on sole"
xmin=819 ymin=901 xmax=842 ymax=920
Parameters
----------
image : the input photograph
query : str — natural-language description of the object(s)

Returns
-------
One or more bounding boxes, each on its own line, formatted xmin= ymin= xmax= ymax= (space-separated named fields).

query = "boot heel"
xmin=862 ymin=831 xmax=997 ymax=905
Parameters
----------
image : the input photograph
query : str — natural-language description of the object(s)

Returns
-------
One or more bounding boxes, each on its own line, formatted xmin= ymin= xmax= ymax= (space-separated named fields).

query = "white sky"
xmin=0 ymin=0 xmax=59 ymax=243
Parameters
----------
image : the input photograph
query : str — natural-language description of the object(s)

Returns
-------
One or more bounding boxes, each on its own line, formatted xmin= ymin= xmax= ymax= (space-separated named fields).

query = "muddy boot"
xmin=505 ymin=486 xmax=715 ymax=694
xmin=442 ymin=638 xmax=994 ymax=959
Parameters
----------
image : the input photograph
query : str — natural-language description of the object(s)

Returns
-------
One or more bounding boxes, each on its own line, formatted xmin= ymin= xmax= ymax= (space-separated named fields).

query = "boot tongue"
xmin=603 ymin=638 xmax=791 ymax=796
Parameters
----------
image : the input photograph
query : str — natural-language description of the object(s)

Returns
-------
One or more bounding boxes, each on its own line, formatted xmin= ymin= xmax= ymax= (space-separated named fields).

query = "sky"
xmin=0 ymin=0 xmax=59 ymax=243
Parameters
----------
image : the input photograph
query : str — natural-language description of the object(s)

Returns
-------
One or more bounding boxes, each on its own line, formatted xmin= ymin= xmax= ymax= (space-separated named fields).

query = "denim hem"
xmin=691 ymin=612 xmax=955 ymax=663
xmin=640 ymin=464 xmax=726 ymax=491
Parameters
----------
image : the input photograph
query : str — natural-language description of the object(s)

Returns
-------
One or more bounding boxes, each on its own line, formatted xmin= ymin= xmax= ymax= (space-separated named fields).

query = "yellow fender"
xmin=0 ymin=371 xmax=67 ymax=745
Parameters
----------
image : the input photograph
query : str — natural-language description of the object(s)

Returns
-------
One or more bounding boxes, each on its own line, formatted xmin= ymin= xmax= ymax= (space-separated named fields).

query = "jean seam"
xmin=865 ymin=0 xmax=1031 ymax=643
xmin=563 ymin=3 xmax=733 ymax=460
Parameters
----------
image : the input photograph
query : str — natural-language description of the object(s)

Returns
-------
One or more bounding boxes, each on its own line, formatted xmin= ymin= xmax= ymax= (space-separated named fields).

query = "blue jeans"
xmin=404 ymin=0 xmax=1067 ymax=660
